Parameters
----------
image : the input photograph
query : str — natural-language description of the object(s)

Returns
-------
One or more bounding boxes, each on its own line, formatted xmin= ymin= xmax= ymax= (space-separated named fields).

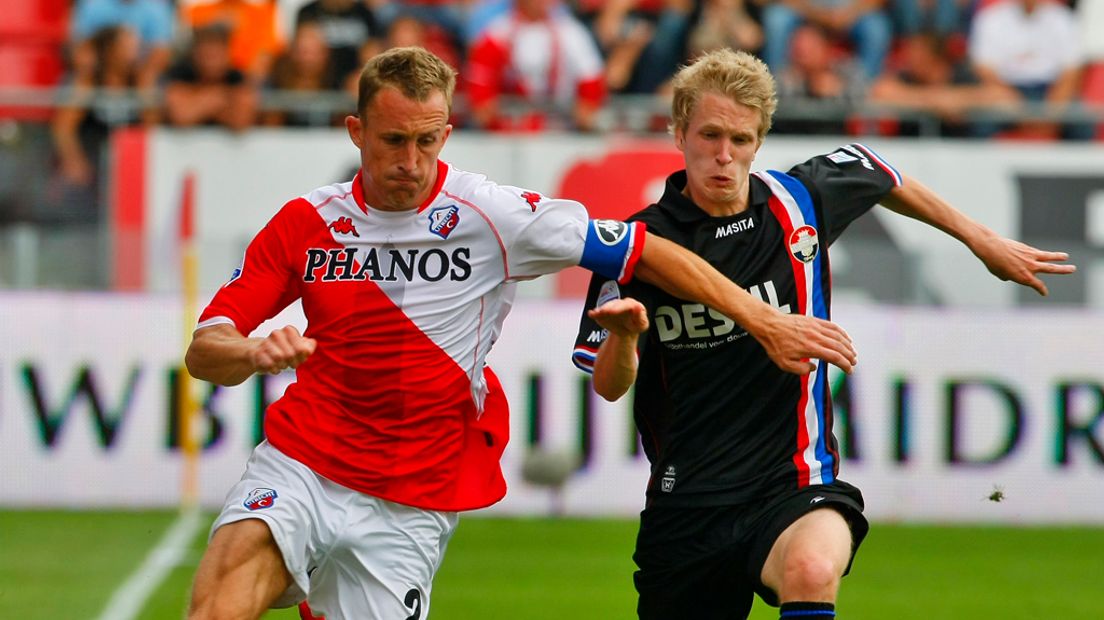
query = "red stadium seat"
xmin=0 ymin=0 xmax=68 ymax=120
xmin=1081 ymin=62 xmax=1104 ymax=140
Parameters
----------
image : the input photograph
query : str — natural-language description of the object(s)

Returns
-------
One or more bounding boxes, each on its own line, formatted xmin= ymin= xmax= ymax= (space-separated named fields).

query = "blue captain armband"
xmin=579 ymin=219 xmax=645 ymax=284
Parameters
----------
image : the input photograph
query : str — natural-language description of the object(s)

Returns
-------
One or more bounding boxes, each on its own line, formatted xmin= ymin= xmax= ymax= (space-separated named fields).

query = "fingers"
xmin=253 ymin=326 xmax=316 ymax=374
xmin=771 ymin=316 xmax=857 ymax=375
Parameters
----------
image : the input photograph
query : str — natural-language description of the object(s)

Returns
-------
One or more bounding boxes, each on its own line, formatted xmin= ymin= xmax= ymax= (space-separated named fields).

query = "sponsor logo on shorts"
xmin=660 ymin=465 xmax=676 ymax=493
xmin=593 ymin=220 xmax=628 ymax=245
xmin=789 ymin=225 xmax=819 ymax=263
xmin=244 ymin=487 xmax=278 ymax=511
xmin=428 ymin=205 xmax=460 ymax=239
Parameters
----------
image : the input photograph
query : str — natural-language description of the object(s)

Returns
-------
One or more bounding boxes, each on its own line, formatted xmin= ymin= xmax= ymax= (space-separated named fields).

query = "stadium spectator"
xmin=869 ymin=32 xmax=1019 ymax=136
xmin=685 ymin=0 xmax=764 ymax=60
xmin=580 ymin=0 xmax=698 ymax=94
xmin=180 ymin=0 xmax=284 ymax=84
xmin=51 ymin=25 xmax=150 ymax=215
xmin=68 ymin=0 xmax=175 ymax=88
xmin=465 ymin=0 xmax=607 ymax=131
xmin=372 ymin=0 xmax=469 ymax=47
xmin=295 ymin=0 xmax=382 ymax=88
xmin=262 ymin=22 xmax=342 ymax=127
xmin=163 ymin=25 xmax=258 ymax=131
xmin=572 ymin=48 xmax=1075 ymax=620
xmin=760 ymin=0 xmax=894 ymax=79
xmin=772 ymin=24 xmax=865 ymax=134
xmin=888 ymin=0 xmax=966 ymax=36
xmin=969 ymin=0 xmax=1085 ymax=139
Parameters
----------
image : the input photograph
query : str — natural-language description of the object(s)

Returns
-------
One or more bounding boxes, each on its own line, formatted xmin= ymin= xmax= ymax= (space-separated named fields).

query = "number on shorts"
xmin=404 ymin=588 xmax=421 ymax=620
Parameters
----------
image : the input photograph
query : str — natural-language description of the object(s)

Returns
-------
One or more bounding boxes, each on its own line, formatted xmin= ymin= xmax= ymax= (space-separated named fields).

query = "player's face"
xmin=345 ymin=86 xmax=452 ymax=211
xmin=674 ymin=92 xmax=763 ymax=216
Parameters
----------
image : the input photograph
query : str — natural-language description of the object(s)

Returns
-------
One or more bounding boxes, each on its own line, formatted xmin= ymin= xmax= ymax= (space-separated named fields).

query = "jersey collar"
xmin=350 ymin=160 xmax=450 ymax=214
xmin=656 ymin=170 xmax=771 ymax=222
xmin=418 ymin=160 xmax=450 ymax=213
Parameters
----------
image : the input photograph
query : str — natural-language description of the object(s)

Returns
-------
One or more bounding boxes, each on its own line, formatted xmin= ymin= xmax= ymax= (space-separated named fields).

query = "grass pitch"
xmin=0 ymin=510 xmax=1101 ymax=619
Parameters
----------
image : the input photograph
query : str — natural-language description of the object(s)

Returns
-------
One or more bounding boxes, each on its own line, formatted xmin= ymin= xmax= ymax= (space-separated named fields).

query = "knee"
xmin=781 ymin=551 xmax=841 ymax=599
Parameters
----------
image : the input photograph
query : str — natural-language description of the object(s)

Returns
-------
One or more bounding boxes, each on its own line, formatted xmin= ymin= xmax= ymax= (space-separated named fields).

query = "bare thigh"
xmin=759 ymin=507 xmax=853 ymax=603
xmin=188 ymin=518 xmax=295 ymax=620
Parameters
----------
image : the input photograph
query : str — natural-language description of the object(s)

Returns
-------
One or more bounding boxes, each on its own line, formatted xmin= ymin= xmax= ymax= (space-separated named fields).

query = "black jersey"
xmin=572 ymin=144 xmax=902 ymax=507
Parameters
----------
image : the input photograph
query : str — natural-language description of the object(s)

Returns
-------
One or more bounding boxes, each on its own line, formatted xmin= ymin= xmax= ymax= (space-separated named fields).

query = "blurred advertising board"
xmin=2 ymin=294 xmax=1102 ymax=523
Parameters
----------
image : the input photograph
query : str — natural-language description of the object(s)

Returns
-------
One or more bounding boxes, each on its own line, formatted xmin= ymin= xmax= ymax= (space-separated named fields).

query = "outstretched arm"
xmin=186 ymin=324 xmax=317 ymax=386
xmin=879 ymin=175 xmax=1076 ymax=295
xmin=633 ymin=232 xmax=857 ymax=376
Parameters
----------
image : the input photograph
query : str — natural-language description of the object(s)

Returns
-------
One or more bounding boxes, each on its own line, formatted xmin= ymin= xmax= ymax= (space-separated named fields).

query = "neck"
xmin=684 ymin=182 xmax=750 ymax=217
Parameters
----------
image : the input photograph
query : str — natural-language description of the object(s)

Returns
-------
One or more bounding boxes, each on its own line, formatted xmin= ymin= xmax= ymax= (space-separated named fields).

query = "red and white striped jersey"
xmin=197 ymin=160 xmax=644 ymax=511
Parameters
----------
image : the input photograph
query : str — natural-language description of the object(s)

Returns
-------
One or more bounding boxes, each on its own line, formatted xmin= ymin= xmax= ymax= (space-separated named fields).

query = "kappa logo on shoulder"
xmin=788 ymin=225 xmax=819 ymax=263
xmin=429 ymin=205 xmax=460 ymax=239
xmin=244 ymin=488 xmax=278 ymax=511
xmin=520 ymin=191 xmax=542 ymax=212
xmin=329 ymin=216 xmax=360 ymax=237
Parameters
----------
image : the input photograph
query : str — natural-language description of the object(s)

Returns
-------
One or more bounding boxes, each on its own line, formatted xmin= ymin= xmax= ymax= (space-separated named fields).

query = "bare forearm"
xmin=634 ymin=233 xmax=775 ymax=335
xmin=592 ymin=332 xmax=639 ymax=401
xmin=879 ymin=175 xmax=996 ymax=253
xmin=185 ymin=325 xmax=262 ymax=386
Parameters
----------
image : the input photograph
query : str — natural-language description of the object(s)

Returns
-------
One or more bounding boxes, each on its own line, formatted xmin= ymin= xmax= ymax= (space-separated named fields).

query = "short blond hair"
xmin=670 ymin=49 xmax=777 ymax=143
xmin=356 ymin=46 xmax=457 ymax=115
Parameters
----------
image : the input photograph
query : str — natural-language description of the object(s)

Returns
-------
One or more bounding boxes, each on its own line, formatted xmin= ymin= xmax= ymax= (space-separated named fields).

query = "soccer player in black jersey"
xmin=571 ymin=49 xmax=1076 ymax=620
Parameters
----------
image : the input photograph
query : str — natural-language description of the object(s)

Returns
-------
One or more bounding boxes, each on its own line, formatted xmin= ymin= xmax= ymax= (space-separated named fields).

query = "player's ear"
xmin=442 ymin=123 xmax=453 ymax=144
xmin=674 ymin=126 xmax=685 ymax=152
xmin=345 ymin=115 xmax=363 ymax=149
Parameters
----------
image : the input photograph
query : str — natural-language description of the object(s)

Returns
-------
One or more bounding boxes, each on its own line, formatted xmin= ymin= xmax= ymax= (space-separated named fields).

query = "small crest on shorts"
xmin=244 ymin=487 xmax=278 ymax=511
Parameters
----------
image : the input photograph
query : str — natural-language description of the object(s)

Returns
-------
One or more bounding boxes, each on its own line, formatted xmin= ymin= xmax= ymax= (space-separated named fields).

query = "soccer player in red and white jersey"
xmin=183 ymin=47 xmax=861 ymax=620
xmin=573 ymin=49 xmax=1077 ymax=620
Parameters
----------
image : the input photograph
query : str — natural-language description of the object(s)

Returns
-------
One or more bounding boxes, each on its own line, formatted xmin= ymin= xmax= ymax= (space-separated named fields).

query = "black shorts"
xmin=632 ymin=480 xmax=868 ymax=620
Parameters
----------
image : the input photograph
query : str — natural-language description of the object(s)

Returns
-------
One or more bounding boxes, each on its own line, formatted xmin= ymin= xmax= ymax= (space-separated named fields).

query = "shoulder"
xmin=300 ymin=179 xmax=355 ymax=208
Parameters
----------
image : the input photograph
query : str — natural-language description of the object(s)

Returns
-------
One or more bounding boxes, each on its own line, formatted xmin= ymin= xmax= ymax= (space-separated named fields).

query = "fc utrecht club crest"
xmin=244 ymin=488 xmax=278 ymax=511
xmin=788 ymin=225 xmax=819 ymax=263
xmin=429 ymin=205 xmax=460 ymax=239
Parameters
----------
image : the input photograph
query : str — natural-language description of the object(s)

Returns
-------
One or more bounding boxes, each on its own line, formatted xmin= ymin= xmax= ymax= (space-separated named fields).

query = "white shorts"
xmin=211 ymin=441 xmax=459 ymax=620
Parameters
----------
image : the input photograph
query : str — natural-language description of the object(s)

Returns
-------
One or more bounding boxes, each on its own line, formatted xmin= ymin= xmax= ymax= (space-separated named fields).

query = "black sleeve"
xmin=571 ymin=265 xmax=654 ymax=374
xmin=788 ymin=143 xmax=903 ymax=245
xmin=571 ymin=206 xmax=668 ymax=372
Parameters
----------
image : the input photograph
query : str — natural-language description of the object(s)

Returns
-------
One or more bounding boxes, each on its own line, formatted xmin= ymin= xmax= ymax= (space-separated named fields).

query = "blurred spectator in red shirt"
xmin=163 ymin=24 xmax=258 ymax=131
xmin=263 ymin=21 xmax=342 ymax=127
xmin=466 ymin=0 xmax=606 ymax=131
xmin=295 ymin=0 xmax=382 ymax=88
xmin=69 ymin=0 xmax=175 ymax=88
xmin=181 ymin=0 xmax=284 ymax=84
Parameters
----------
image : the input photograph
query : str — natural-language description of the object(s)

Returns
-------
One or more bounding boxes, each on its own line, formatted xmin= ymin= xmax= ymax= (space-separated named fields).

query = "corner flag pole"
xmin=178 ymin=171 xmax=200 ymax=511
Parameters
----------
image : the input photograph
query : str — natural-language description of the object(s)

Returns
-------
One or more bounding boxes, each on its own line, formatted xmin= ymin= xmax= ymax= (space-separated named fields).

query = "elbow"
xmin=593 ymin=380 xmax=629 ymax=402
xmin=183 ymin=344 xmax=206 ymax=382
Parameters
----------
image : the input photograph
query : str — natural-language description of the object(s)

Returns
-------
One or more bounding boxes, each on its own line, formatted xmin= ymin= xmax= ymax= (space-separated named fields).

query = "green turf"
xmin=2 ymin=510 xmax=1102 ymax=619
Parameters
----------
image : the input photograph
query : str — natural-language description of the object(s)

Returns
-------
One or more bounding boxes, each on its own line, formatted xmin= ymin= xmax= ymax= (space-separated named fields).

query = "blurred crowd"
xmin=15 ymin=0 xmax=1104 ymax=193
